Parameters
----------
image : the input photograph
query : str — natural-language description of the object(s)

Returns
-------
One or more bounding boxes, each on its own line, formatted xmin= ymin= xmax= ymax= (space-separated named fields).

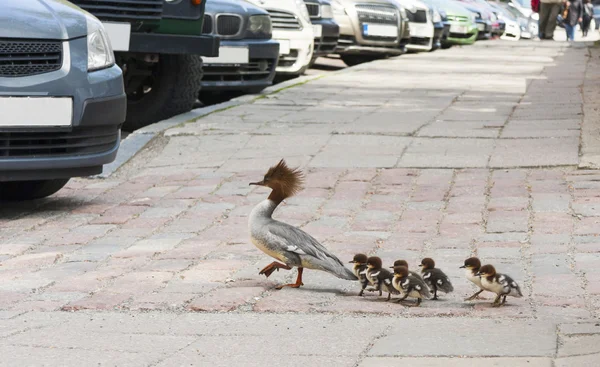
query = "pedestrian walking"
xmin=582 ymin=0 xmax=594 ymax=37
xmin=563 ymin=0 xmax=584 ymax=41
xmin=539 ymin=0 xmax=564 ymax=39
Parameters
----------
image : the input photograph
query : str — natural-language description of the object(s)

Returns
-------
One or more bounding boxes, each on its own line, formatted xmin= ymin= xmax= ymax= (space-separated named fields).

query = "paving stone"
xmin=359 ymin=357 xmax=553 ymax=367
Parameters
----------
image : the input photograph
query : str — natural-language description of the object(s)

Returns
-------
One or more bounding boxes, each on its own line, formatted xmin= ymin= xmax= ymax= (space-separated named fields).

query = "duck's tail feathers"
xmin=331 ymin=265 xmax=359 ymax=280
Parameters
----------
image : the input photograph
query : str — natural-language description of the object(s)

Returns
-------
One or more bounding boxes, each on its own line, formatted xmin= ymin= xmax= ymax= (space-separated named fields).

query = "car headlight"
xmin=295 ymin=0 xmax=311 ymax=23
xmin=247 ymin=15 xmax=272 ymax=38
xmin=321 ymin=4 xmax=334 ymax=19
xmin=432 ymin=9 xmax=442 ymax=23
xmin=331 ymin=0 xmax=346 ymax=15
xmin=86 ymin=14 xmax=115 ymax=72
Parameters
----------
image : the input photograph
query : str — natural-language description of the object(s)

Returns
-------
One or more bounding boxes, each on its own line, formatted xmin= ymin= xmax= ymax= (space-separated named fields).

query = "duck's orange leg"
xmin=275 ymin=267 xmax=304 ymax=290
xmin=259 ymin=262 xmax=291 ymax=278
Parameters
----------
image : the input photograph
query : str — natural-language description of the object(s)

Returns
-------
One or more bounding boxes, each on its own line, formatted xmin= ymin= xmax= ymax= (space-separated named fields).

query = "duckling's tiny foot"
xmin=491 ymin=302 xmax=501 ymax=307
xmin=432 ymin=296 xmax=439 ymax=300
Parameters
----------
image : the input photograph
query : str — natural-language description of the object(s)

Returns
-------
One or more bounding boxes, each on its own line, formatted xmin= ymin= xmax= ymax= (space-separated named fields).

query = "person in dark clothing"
xmin=563 ymin=0 xmax=584 ymax=41
xmin=582 ymin=0 xmax=594 ymax=37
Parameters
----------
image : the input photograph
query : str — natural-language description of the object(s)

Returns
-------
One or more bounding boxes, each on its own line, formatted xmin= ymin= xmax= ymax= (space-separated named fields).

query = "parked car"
xmin=487 ymin=1 xmax=521 ymax=40
xmin=199 ymin=0 xmax=280 ymax=96
xmin=422 ymin=0 xmax=478 ymax=47
xmin=70 ymin=0 xmax=219 ymax=132
xmin=393 ymin=0 xmax=437 ymax=52
xmin=458 ymin=0 xmax=494 ymax=39
xmin=497 ymin=1 xmax=535 ymax=38
xmin=332 ymin=0 xmax=410 ymax=66
xmin=434 ymin=7 xmax=452 ymax=50
xmin=248 ymin=0 xmax=314 ymax=76
xmin=305 ymin=0 xmax=340 ymax=64
xmin=0 ymin=0 xmax=125 ymax=200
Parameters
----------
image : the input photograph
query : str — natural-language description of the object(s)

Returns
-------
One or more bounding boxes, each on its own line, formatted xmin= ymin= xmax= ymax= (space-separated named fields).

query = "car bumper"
xmin=407 ymin=22 xmax=434 ymax=51
xmin=334 ymin=11 xmax=402 ymax=55
xmin=476 ymin=20 xmax=492 ymax=38
xmin=502 ymin=22 xmax=521 ymax=39
xmin=0 ymin=38 xmax=125 ymax=181
xmin=201 ymin=39 xmax=279 ymax=92
xmin=273 ymin=28 xmax=314 ymax=75
xmin=312 ymin=18 xmax=340 ymax=57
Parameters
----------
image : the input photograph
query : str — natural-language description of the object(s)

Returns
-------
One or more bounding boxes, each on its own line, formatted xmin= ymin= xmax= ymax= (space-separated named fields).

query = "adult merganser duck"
xmin=248 ymin=159 xmax=357 ymax=289
xmin=477 ymin=264 xmax=523 ymax=307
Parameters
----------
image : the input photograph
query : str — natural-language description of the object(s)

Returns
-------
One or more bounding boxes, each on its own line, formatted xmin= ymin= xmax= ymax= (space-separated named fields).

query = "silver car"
xmin=332 ymin=0 xmax=411 ymax=66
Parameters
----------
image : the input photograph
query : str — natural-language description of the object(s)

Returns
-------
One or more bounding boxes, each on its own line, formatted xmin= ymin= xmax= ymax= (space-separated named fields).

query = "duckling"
xmin=362 ymin=256 xmax=398 ymax=300
xmin=419 ymin=257 xmax=454 ymax=300
xmin=389 ymin=259 xmax=423 ymax=281
xmin=249 ymin=159 xmax=357 ymax=289
xmin=392 ymin=265 xmax=432 ymax=307
xmin=476 ymin=264 xmax=523 ymax=307
xmin=460 ymin=257 xmax=485 ymax=301
xmin=349 ymin=253 xmax=369 ymax=296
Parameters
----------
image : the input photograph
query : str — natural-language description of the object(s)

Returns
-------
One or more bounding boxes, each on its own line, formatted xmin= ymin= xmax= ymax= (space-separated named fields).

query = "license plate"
xmin=0 ymin=97 xmax=72 ymax=127
xmin=313 ymin=24 xmax=322 ymax=37
xmin=450 ymin=25 xmax=468 ymax=33
xmin=102 ymin=22 xmax=131 ymax=52
xmin=477 ymin=23 xmax=485 ymax=31
xmin=203 ymin=46 xmax=249 ymax=64
xmin=362 ymin=23 xmax=397 ymax=37
xmin=278 ymin=40 xmax=291 ymax=55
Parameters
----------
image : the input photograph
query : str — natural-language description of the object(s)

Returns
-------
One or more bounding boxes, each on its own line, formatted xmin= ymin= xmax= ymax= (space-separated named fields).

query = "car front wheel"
xmin=0 ymin=179 xmax=70 ymax=201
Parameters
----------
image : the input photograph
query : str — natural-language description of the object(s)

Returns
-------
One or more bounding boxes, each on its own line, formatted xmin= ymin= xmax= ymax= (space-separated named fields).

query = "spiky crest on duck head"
xmin=249 ymin=159 xmax=305 ymax=204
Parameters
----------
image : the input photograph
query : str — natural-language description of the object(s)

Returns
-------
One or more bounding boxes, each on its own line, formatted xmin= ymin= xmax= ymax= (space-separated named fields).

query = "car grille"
xmin=305 ymin=2 xmax=320 ymax=19
xmin=267 ymin=9 xmax=302 ymax=30
xmin=217 ymin=15 xmax=242 ymax=36
xmin=278 ymin=50 xmax=299 ymax=67
xmin=315 ymin=36 xmax=338 ymax=54
xmin=202 ymin=14 xmax=213 ymax=34
xmin=447 ymin=15 xmax=469 ymax=22
xmin=407 ymin=9 xmax=427 ymax=23
xmin=203 ymin=59 xmax=275 ymax=83
xmin=0 ymin=39 xmax=62 ymax=77
xmin=410 ymin=37 xmax=431 ymax=45
xmin=355 ymin=4 xmax=399 ymax=25
xmin=68 ymin=0 xmax=163 ymax=25
xmin=0 ymin=126 xmax=119 ymax=158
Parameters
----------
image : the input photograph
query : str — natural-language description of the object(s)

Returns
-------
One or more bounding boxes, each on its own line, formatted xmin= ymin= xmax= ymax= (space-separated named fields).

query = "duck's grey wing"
xmin=266 ymin=221 xmax=357 ymax=280
xmin=431 ymin=269 xmax=454 ymax=293
xmin=497 ymin=273 xmax=523 ymax=297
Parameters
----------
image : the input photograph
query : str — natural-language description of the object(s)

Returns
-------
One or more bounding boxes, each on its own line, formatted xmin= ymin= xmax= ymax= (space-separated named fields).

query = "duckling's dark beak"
xmin=249 ymin=180 xmax=266 ymax=186
xmin=459 ymin=265 xmax=466 ymax=268
xmin=349 ymin=260 xmax=355 ymax=264
xmin=389 ymin=266 xmax=394 ymax=268
xmin=475 ymin=272 xmax=481 ymax=276
xmin=418 ymin=264 xmax=423 ymax=267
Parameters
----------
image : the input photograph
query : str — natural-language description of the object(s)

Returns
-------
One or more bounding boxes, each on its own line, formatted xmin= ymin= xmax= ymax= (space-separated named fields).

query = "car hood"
xmin=207 ymin=0 xmax=268 ymax=16
xmin=0 ymin=0 xmax=88 ymax=40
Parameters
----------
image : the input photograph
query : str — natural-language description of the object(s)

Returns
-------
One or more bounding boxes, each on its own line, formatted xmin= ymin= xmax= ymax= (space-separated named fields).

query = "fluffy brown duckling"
xmin=389 ymin=259 xmax=423 ymax=281
xmin=349 ymin=253 xmax=369 ymax=296
xmin=419 ymin=257 xmax=454 ymax=300
xmin=392 ymin=265 xmax=432 ymax=307
xmin=476 ymin=264 xmax=523 ymax=307
xmin=460 ymin=257 xmax=485 ymax=301
xmin=362 ymin=256 xmax=398 ymax=300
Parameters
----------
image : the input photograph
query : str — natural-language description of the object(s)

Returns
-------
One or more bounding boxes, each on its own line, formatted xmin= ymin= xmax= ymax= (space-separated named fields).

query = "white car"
xmin=247 ymin=0 xmax=314 ymax=75
xmin=393 ymin=0 xmax=436 ymax=52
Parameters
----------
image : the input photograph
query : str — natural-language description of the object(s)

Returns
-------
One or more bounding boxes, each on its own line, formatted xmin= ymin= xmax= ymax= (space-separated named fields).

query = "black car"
xmin=432 ymin=8 xmax=450 ymax=50
xmin=304 ymin=0 xmax=340 ymax=64
xmin=200 ymin=0 xmax=280 ymax=95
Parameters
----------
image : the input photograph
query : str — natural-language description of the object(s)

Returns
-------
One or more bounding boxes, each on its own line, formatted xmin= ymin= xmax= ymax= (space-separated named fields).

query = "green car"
xmin=423 ymin=0 xmax=478 ymax=46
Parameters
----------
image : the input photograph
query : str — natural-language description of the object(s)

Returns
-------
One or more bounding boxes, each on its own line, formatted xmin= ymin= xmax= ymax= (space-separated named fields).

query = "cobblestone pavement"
xmin=1 ymin=40 xmax=600 ymax=365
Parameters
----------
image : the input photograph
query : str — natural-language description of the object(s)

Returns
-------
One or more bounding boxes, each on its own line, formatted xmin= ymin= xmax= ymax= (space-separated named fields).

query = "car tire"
xmin=122 ymin=54 xmax=203 ymax=132
xmin=0 ymin=179 xmax=70 ymax=201
xmin=441 ymin=43 xmax=452 ymax=49
xmin=340 ymin=55 xmax=380 ymax=67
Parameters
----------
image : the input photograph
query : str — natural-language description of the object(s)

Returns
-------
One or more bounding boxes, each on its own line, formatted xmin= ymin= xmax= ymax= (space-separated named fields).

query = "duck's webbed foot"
xmin=259 ymin=262 xmax=291 ymax=278
xmin=275 ymin=268 xmax=304 ymax=290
